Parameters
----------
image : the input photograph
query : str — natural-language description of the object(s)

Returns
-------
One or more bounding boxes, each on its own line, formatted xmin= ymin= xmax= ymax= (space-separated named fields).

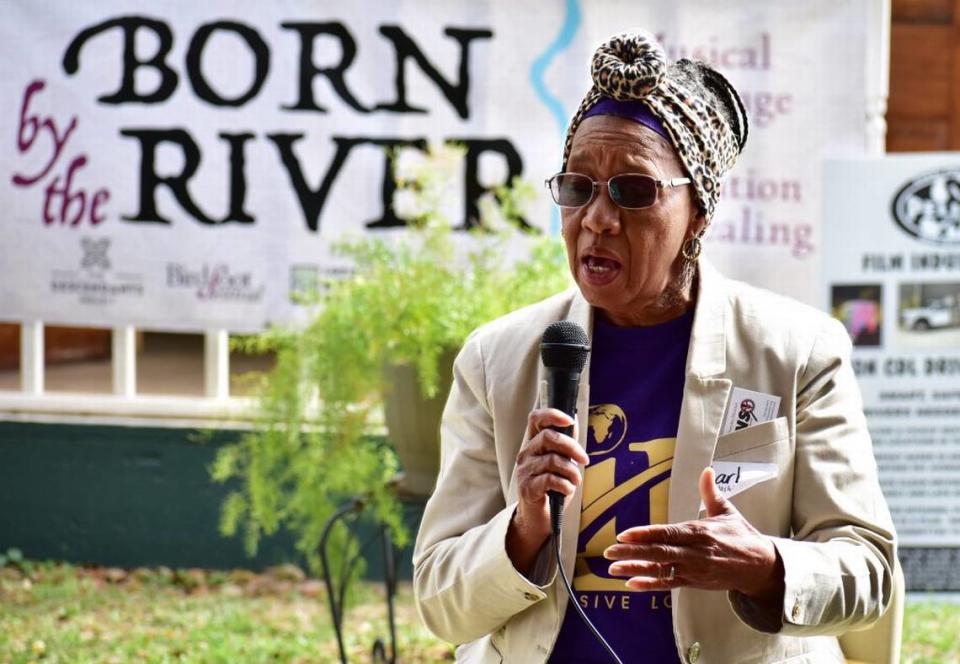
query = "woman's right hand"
xmin=507 ymin=408 xmax=589 ymax=574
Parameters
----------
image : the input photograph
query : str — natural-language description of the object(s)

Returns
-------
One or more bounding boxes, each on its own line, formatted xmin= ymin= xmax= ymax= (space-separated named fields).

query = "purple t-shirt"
xmin=548 ymin=310 xmax=693 ymax=664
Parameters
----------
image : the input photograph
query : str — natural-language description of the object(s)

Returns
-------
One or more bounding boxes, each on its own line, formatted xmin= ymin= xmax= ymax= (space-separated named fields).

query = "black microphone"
xmin=540 ymin=321 xmax=622 ymax=664
xmin=539 ymin=321 xmax=591 ymax=535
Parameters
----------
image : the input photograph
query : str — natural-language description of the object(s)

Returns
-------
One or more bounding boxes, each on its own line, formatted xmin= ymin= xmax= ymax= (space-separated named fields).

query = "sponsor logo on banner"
xmin=49 ymin=237 xmax=144 ymax=305
xmin=80 ymin=237 xmax=110 ymax=270
xmin=166 ymin=263 xmax=265 ymax=302
xmin=289 ymin=265 xmax=319 ymax=303
xmin=288 ymin=264 xmax=355 ymax=303
xmin=891 ymin=168 xmax=960 ymax=245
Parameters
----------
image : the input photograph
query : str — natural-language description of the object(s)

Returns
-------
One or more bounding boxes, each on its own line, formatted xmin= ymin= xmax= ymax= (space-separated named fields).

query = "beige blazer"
xmin=413 ymin=261 xmax=896 ymax=664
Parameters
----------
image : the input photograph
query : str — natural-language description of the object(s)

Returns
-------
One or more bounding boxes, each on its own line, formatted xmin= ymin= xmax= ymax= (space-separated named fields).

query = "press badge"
xmin=720 ymin=387 xmax=781 ymax=436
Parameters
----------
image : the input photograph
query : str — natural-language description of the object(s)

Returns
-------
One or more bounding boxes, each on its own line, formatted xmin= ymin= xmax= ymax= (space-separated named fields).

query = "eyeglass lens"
xmin=550 ymin=173 xmax=659 ymax=209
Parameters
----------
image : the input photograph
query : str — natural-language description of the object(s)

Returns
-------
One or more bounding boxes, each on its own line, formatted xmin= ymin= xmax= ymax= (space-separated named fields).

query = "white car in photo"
xmin=900 ymin=298 xmax=959 ymax=330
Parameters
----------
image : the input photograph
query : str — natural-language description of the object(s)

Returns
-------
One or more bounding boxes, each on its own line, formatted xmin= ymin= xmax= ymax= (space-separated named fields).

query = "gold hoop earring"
xmin=681 ymin=236 xmax=702 ymax=262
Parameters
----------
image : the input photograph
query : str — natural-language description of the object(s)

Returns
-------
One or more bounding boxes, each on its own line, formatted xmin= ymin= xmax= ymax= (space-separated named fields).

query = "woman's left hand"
xmin=604 ymin=467 xmax=785 ymax=603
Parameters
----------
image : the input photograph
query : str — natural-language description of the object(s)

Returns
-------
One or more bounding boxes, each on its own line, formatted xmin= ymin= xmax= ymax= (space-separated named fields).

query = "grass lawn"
xmin=903 ymin=601 xmax=960 ymax=664
xmin=1 ymin=560 xmax=958 ymax=663
xmin=0 ymin=561 xmax=451 ymax=663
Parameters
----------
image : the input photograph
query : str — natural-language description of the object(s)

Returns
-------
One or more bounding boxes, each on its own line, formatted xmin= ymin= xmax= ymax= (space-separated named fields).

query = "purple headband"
xmin=582 ymin=98 xmax=671 ymax=141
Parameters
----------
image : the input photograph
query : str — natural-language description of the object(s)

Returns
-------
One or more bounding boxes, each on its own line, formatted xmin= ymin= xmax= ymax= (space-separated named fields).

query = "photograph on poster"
xmin=897 ymin=282 xmax=960 ymax=348
xmin=831 ymin=283 xmax=883 ymax=347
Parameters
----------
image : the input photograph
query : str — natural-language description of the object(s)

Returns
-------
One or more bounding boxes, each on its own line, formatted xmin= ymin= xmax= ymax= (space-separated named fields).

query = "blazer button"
xmin=523 ymin=591 xmax=538 ymax=601
xmin=791 ymin=603 xmax=802 ymax=622
xmin=686 ymin=641 xmax=701 ymax=663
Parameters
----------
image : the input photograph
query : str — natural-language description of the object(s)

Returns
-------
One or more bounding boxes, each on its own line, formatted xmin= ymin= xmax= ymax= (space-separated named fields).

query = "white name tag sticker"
xmin=700 ymin=462 xmax=778 ymax=511
xmin=721 ymin=387 xmax=781 ymax=436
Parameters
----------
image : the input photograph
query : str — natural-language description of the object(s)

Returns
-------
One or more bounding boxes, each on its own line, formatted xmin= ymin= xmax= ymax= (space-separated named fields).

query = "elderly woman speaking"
xmin=413 ymin=32 xmax=895 ymax=664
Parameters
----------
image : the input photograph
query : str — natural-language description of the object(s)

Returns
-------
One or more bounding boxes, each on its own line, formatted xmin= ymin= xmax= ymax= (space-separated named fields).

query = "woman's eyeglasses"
xmin=545 ymin=172 xmax=691 ymax=210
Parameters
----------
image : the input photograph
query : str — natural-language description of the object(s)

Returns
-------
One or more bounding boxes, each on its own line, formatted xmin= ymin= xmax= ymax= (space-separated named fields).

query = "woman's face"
xmin=562 ymin=115 xmax=704 ymax=326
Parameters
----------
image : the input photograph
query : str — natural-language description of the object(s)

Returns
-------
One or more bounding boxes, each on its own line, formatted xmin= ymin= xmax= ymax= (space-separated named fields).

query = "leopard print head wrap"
xmin=563 ymin=32 xmax=749 ymax=221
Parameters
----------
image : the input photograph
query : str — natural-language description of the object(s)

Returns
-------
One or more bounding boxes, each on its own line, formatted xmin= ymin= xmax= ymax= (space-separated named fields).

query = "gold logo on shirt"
xmin=577 ymin=404 xmax=675 ymax=594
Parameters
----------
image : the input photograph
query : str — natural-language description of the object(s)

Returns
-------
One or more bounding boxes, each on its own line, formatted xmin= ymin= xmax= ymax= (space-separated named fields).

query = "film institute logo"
xmin=166 ymin=263 xmax=265 ymax=302
xmin=49 ymin=237 xmax=144 ymax=304
xmin=892 ymin=168 xmax=960 ymax=244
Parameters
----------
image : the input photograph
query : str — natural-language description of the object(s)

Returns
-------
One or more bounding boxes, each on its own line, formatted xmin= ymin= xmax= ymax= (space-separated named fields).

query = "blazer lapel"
xmin=669 ymin=260 xmax=732 ymax=523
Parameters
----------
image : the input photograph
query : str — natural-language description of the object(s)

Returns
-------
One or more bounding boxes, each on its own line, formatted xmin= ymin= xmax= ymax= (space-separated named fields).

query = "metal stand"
xmin=319 ymin=496 xmax=398 ymax=664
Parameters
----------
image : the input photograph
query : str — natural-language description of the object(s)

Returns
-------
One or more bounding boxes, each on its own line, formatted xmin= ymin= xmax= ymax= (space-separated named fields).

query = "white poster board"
xmin=824 ymin=154 xmax=960 ymax=590
xmin=0 ymin=0 xmax=876 ymax=332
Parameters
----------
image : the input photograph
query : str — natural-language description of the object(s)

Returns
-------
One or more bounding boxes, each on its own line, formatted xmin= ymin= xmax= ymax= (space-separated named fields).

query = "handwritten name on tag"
xmin=720 ymin=387 xmax=781 ymax=436
xmin=700 ymin=461 xmax=778 ymax=511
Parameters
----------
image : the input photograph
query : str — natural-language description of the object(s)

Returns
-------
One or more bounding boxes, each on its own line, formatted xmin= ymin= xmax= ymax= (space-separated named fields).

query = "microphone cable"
xmin=550 ymin=493 xmax=624 ymax=664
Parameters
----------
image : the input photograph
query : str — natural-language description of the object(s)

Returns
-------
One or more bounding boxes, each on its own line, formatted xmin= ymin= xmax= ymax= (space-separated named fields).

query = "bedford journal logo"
xmin=167 ymin=263 xmax=265 ymax=302
xmin=891 ymin=168 xmax=960 ymax=244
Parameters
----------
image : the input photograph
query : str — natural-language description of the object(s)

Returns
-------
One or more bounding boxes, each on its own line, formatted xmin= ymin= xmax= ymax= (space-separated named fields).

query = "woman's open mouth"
xmin=580 ymin=253 xmax=622 ymax=286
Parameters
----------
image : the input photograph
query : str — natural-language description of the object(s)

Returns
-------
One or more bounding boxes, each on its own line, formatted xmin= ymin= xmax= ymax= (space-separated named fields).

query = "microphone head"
xmin=540 ymin=321 xmax=590 ymax=372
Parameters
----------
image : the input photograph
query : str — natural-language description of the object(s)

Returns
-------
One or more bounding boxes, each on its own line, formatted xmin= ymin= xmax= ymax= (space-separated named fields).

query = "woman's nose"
xmin=580 ymin=187 xmax=621 ymax=235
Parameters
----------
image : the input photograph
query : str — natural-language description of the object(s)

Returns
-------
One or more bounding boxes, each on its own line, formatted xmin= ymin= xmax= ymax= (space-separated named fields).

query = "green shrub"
xmin=211 ymin=144 xmax=571 ymax=581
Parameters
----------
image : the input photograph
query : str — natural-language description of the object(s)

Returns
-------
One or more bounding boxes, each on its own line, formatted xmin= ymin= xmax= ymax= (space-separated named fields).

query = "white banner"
xmin=0 ymin=0 xmax=875 ymax=332
xmin=823 ymin=154 xmax=960 ymax=549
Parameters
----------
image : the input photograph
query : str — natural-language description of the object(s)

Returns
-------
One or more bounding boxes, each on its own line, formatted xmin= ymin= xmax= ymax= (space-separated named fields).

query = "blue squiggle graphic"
xmin=529 ymin=0 xmax=581 ymax=235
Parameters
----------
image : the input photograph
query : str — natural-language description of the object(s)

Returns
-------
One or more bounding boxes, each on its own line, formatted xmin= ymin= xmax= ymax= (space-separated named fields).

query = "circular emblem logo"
xmin=739 ymin=398 xmax=755 ymax=414
xmin=587 ymin=404 xmax=627 ymax=455
xmin=891 ymin=168 xmax=960 ymax=244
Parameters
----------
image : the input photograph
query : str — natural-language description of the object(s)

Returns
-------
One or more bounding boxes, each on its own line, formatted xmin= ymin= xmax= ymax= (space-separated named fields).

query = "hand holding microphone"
xmin=507 ymin=322 xmax=590 ymax=570
xmin=513 ymin=408 xmax=589 ymax=542
xmin=538 ymin=321 xmax=591 ymax=535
